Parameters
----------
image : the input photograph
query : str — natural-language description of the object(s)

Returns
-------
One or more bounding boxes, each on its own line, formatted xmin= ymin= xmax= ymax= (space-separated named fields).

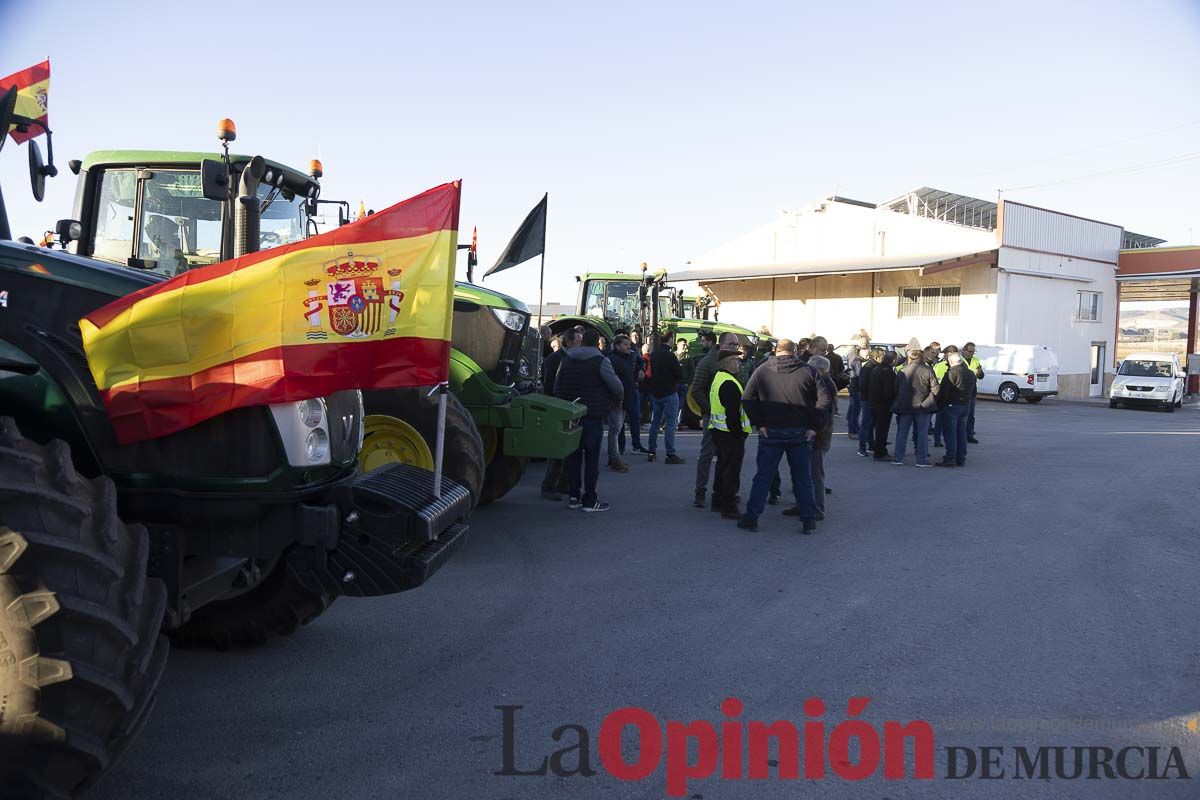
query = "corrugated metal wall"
xmin=1000 ymin=201 xmax=1123 ymax=264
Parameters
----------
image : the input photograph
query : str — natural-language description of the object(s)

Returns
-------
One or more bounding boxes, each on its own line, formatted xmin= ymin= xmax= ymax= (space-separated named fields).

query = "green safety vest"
xmin=708 ymin=372 xmax=752 ymax=433
xmin=933 ymin=360 xmax=949 ymax=380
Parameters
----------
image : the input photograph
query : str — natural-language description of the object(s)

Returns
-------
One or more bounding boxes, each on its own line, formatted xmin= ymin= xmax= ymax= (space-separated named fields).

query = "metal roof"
xmin=879 ymin=187 xmax=998 ymax=231
xmin=1122 ymin=230 xmax=1167 ymax=249
xmin=671 ymin=249 xmax=998 ymax=282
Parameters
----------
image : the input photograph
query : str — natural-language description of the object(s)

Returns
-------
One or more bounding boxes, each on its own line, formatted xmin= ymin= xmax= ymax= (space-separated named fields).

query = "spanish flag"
xmin=81 ymin=181 xmax=461 ymax=443
xmin=1 ymin=60 xmax=50 ymax=144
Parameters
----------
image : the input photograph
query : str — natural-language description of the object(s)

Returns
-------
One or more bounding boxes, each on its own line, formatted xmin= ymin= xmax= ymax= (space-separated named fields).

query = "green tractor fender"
xmin=448 ymin=347 xmax=582 ymax=460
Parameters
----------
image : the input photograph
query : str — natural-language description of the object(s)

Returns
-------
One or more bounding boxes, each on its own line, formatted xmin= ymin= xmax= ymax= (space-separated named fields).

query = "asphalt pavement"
xmin=91 ymin=398 xmax=1200 ymax=799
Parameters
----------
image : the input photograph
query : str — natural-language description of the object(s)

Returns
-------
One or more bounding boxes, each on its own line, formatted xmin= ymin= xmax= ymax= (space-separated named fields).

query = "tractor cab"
xmin=575 ymin=268 xmax=668 ymax=337
xmin=64 ymin=149 xmax=320 ymax=275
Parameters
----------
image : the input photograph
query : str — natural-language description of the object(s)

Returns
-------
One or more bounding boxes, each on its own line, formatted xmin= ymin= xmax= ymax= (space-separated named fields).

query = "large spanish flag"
xmin=1 ymin=60 xmax=50 ymax=144
xmin=81 ymin=181 xmax=460 ymax=443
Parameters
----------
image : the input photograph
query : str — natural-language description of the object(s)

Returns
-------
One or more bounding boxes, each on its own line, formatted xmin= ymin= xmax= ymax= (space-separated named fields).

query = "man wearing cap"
xmin=689 ymin=331 xmax=740 ymax=508
xmin=708 ymin=351 xmax=751 ymax=518
xmin=937 ymin=350 xmax=976 ymax=467
xmin=891 ymin=347 xmax=939 ymax=467
xmin=740 ymin=339 xmax=828 ymax=534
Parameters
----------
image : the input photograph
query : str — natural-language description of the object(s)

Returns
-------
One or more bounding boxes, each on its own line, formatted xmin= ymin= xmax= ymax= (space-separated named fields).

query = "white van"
xmin=974 ymin=344 xmax=1060 ymax=404
xmin=1109 ymin=351 xmax=1186 ymax=412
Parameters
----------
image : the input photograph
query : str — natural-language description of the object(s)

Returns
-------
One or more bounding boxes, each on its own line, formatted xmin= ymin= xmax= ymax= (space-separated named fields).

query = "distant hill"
xmin=1121 ymin=307 xmax=1189 ymax=328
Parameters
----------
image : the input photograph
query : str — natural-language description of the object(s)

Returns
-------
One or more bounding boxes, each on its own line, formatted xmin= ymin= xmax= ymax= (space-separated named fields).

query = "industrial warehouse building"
xmin=673 ymin=188 xmax=1169 ymax=399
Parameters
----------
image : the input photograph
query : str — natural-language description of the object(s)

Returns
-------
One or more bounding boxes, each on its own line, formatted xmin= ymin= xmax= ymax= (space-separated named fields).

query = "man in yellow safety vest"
xmin=707 ymin=352 xmax=752 ymax=518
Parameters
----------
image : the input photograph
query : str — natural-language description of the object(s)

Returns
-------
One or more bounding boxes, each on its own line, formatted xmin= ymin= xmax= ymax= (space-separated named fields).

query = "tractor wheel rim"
xmin=360 ymin=415 xmax=434 ymax=473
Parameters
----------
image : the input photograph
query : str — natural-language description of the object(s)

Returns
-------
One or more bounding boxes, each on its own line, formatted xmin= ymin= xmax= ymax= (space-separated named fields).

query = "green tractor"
xmin=544 ymin=268 xmax=759 ymax=426
xmin=0 ymin=95 xmax=473 ymax=795
xmin=546 ymin=268 xmax=758 ymax=354
xmin=444 ymin=281 xmax=582 ymax=504
xmin=60 ymin=144 xmax=581 ymax=507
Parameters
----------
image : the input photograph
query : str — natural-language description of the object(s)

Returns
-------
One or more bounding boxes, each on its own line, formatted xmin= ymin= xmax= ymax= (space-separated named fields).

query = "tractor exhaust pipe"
xmin=233 ymin=155 xmax=266 ymax=257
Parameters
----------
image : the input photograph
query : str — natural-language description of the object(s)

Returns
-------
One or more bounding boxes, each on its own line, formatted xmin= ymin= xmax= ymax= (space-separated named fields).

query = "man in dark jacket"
xmin=606 ymin=335 xmax=638 ymax=472
xmin=855 ymin=347 xmax=876 ymax=456
xmin=647 ymin=335 xmax=685 ymax=464
xmin=869 ymin=351 xmax=898 ymax=460
xmin=936 ymin=351 xmax=977 ymax=467
xmin=891 ymin=348 xmax=939 ymax=467
xmin=739 ymin=339 xmax=828 ymax=533
xmin=689 ymin=331 xmax=739 ymax=507
xmin=540 ymin=330 xmax=576 ymax=500
xmin=709 ymin=351 xmax=751 ymax=519
xmin=803 ymin=355 xmax=837 ymax=521
xmin=554 ymin=328 xmax=623 ymax=511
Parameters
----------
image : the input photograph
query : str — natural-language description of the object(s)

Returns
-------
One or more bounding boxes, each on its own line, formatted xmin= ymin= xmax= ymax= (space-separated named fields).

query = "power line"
xmin=999 ymin=150 xmax=1200 ymax=193
xmin=976 ymin=119 xmax=1200 ymax=179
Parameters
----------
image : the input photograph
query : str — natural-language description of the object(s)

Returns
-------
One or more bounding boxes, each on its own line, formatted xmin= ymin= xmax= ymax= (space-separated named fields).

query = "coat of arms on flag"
xmin=303 ymin=253 xmax=404 ymax=338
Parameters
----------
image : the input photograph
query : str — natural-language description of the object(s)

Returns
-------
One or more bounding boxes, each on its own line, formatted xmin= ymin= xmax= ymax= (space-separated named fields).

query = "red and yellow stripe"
xmin=1 ymin=60 xmax=49 ymax=144
xmin=81 ymin=181 xmax=461 ymax=443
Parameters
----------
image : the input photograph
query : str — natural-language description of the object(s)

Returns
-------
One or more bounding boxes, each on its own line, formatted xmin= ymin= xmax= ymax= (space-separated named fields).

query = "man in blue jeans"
xmin=554 ymin=328 xmax=624 ymax=511
xmin=891 ymin=347 xmax=939 ymax=467
xmin=936 ymin=351 xmax=976 ymax=467
xmin=846 ymin=346 xmax=866 ymax=437
xmin=647 ymin=334 xmax=685 ymax=464
xmin=738 ymin=339 xmax=829 ymax=534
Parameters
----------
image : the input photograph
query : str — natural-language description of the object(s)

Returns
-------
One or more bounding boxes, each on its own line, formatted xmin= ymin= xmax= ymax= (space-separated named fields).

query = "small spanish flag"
xmin=81 ymin=182 xmax=461 ymax=443
xmin=1 ymin=60 xmax=50 ymax=144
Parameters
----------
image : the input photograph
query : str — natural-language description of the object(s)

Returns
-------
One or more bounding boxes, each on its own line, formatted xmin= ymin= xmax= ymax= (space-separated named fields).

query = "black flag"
xmin=484 ymin=194 xmax=547 ymax=278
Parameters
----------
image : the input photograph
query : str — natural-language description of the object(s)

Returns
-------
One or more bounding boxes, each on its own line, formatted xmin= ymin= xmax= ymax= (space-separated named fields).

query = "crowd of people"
xmin=538 ymin=327 xmax=984 ymax=529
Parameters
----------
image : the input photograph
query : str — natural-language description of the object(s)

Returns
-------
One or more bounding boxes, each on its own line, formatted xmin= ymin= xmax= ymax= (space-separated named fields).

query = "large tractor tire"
xmin=478 ymin=433 xmax=528 ymax=506
xmin=169 ymin=557 xmax=333 ymax=650
xmin=361 ymin=387 xmax=486 ymax=508
xmin=0 ymin=418 xmax=168 ymax=799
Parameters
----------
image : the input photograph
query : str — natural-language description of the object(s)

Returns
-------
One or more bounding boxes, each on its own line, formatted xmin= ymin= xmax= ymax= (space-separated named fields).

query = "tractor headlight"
xmin=492 ymin=307 xmax=525 ymax=332
xmin=297 ymin=398 xmax=325 ymax=427
xmin=269 ymin=398 xmax=332 ymax=467
xmin=304 ymin=428 xmax=330 ymax=462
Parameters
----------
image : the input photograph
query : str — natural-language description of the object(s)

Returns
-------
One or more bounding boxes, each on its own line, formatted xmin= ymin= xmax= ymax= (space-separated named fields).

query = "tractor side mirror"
xmin=200 ymin=159 xmax=229 ymax=201
xmin=55 ymin=218 xmax=82 ymax=246
xmin=29 ymin=140 xmax=47 ymax=202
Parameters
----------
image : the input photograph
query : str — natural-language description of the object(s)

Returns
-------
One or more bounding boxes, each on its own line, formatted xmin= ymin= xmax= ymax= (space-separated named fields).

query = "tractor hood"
xmin=455 ymin=281 xmax=528 ymax=312
xmin=0 ymin=240 xmax=162 ymax=298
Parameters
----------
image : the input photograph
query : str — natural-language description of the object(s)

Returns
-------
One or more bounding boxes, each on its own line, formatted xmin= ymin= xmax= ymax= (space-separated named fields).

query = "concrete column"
xmin=1188 ymin=287 xmax=1198 ymax=395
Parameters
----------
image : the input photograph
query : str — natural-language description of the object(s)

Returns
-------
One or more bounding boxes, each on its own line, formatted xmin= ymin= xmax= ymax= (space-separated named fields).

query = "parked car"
xmin=1109 ymin=351 xmax=1186 ymax=412
xmin=975 ymin=344 xmax=1059 ymax=403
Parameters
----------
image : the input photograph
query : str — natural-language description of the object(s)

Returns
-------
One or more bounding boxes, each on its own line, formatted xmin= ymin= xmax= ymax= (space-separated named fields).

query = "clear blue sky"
xmin=2 ymin=0 xmax=1198 ymax=307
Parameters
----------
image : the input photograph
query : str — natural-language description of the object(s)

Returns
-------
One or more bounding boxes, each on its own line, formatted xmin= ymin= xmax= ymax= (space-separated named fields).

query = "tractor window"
xmin=602 ymin=281 xmax=640 ymax=328
xmin=258 ymin=182 xmax=308 ymax=249
xmin=92 ymin=169 xmax=137 ymax=264
xmin=138 ymin=170 xmax=222 ymax=276
xmin=584 ymin=280 xmax=606 ymax=318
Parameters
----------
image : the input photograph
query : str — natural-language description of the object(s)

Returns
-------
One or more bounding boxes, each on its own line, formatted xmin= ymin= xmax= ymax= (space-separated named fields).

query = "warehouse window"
xmin=1076 ymin=290 xmax=1101 ymax=322
xmin=897 ymin=286 xmax=960 ymax=317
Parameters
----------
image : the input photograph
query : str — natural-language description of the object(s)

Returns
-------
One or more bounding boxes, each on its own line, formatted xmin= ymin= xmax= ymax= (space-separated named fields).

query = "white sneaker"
xmin=567 ymin=497 xmax=582 ymax=509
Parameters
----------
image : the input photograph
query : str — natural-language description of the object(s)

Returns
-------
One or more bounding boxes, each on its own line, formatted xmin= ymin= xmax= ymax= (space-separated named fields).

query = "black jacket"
xmin=893 ymin=361 xmax=940 ymax=414
xmin=939 ymin=363 xmax=977 ymax=407
xmin=608 ymin=348 xmax=638 ymax=397
xmin=542 ymin=348 xmax=565 ymax=393
xmin=827 ymin=350 xmax=849 ymax=390
xmin=741 ymin=354 xmax=827 ymax=432
xmin=869 ymin=361 xmax=898 ymax=409
xmin=649 ymin=344 xmax=683 ymax=398
xmin=555 ymin=346 xmax=623 ymax=418
xmin=858 ymin=360 xmax=877 ymax=403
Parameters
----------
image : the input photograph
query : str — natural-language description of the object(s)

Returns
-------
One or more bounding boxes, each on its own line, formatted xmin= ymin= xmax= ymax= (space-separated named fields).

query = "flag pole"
xmin=431 ymin=381 xmax=448 ymax=498
xmin=533 ymin=194 xmax=547 ymax=389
